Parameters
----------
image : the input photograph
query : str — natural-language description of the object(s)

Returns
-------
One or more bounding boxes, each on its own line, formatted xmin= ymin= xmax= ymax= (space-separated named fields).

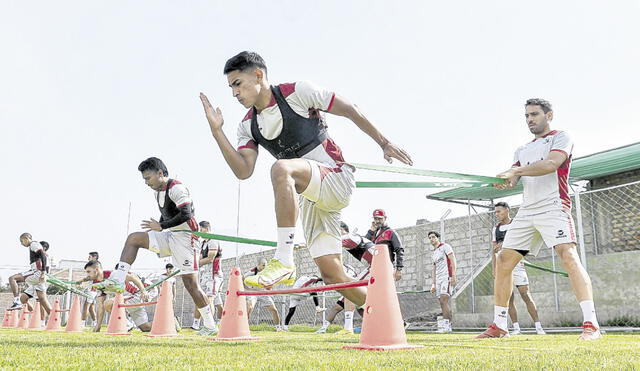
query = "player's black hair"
xmin=84 ymin=260 xmax=102 ymax=269
xmin=495 ymin=201 xmax=510 ymax=209
xmin=199 ymin=220 xmax=211 ymax=229
xmin=89 ymin=251 xmax=99 ymax=258
xmin=39 ymin=241 xmax=49 ymax=251
xmin=20 ymin=232 xmax=32 ymax=240
xmin=427 ymin=231 xmax=441 ymax=238
xmin=223 ymin=51 xmax=267 ymax=76
xmin=525 ymin=98 xmax=553 ymax=114
xmin=339 ymin=221 xmax=349 ymax=233
xmin=166 ymin=263 xmax=174 ymax=269
xmin=138 ymin=157 xmax=168 ymax=176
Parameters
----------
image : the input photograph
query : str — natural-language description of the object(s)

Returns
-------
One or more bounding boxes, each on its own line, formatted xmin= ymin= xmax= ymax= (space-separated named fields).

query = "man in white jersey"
xmin=93 ymin=157 xmax=218 ymax=336
xmin=477 ymin=98 xmax=601 ymax=340
xmin=199 ymin=51 xmax=412 ymax=308
xmin=491 ymin=202 xmax=545 ymax=335
xmin=245 ymin=258 xmax=283 ymax=331
xmin=429 ymin=231 xmax=457 ymax=333
xmin=192 ymin=221 xmax=224 ymax=329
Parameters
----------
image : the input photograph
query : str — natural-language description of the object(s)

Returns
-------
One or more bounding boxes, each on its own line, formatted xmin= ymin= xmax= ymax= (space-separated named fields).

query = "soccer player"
xmin=245 ymin=258 xmax=282 ymax=330
xmin=315 ymin=264 xmax=363 ymax=335
xmin=192 ymin=220 xmax=223 ymax=330
xmin=86 ymin=260 xmax=154 ymax=332
xmin=7 ymin=234 xmax=52 ymax=324
xmin=429 ymin=231 xmax=457 ymax=333
xmin=478 ymin=98 xmax=601 ymax=340
xmin=80 ymin=251 xmax=100 ymax=327
xmin=283 ymin=274 xmax=323 ymax=331
xmin=93 ymin=157 xmax=218 ymax=336
xmin=365 ymin=209 xmax=404 ymax=281
xmin=200 ymin=51 xmax=412 ymax=308
xmin=492 ymin=202 xmax=545 ymax=335
xmin=159 ymin=263 xmax=177 ymax=300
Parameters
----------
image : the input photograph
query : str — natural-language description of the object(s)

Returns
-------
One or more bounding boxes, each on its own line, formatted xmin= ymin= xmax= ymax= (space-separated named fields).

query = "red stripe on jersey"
xmin=326 ymin=93 xmax=336 ymax=112
xmin=557 ymin=157 xmax=572 ymax=210
xmin=512 ymin=161 xmax=521 ymax=167
xmin=446 ymin=255 xmax=453 ymax=278
xmin=187 ymin=218 xmax=198 ymax=232
xmin=278 ymin=82 xmax=296 ymax=98
xmin=100 ymin=270 xmax=139 ymax=295
xmin=321 ymin=138 xmax=346 ymax=166
xmin=243 ymin=109 xmax=254 ymax=122
xmin=238 ymin=140 xmax=258 ymax=151
xmin=177 ymin=201 xmax=191 ymax=208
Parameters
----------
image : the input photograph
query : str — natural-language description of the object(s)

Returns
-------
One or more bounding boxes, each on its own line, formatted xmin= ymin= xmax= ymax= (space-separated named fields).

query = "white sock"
xmin=494 ymin=306 xmax=509 ymax=331
xmin=111 ymin=262 xmax=131 ymax=283
xmin=81 ymin=320 xmax=86 ymax=327
xmin=513 ymin=322 xmax=520 ymax=331
xmin=322 ymin=319 xmax=330 ymax=329
xmin=344 ymin=311 xmax=354 ymax=331
xmin=13 ymin=296 xmax=20 ymax=304
xmin=443 ymin=319 xmax=450 ymax=329
xmin=535 ymin=321 xmax=543 ymax=330
xmin=273 ymin=227 xmax=296 ymax=266
xmin=192 ymin=318 xmax=200 ymax=327
xmin=197 ymin=305 xmax=216 ymax=329
xmin=579 ymin=300 xmax=599 ymax=328
xmin=41 ymin=320 xmax=46 ymax=327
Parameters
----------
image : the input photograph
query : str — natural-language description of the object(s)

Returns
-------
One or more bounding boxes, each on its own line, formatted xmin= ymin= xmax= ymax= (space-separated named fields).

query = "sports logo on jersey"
xmin=556 ymin=230 xmax=565 ymax=238
xmin=183 ymin=259 xmax=191 ymax=266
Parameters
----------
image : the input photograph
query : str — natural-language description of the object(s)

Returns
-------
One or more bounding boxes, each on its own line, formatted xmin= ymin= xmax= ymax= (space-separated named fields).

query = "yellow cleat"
xmin=244 ymin=259 xmax=296 ymax=289
xmin=333 ymin=328 xmax=355 ymax=335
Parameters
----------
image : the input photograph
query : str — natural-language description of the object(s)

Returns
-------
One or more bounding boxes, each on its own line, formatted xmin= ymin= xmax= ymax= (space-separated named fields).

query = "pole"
xmin=126 ymin=201 xmax=132 ymax=236
xmin=236 ymin=181 xmax=241 ymax=267
xmin=571 ymin=184 xmax=588 ymax=270
xmin=551 ymin=249 xmax=560 ymax=312
xmin=468 ymin=200 xmax=475 ymax=313
xmin=440 ymin=209 xmax=451 ymax=243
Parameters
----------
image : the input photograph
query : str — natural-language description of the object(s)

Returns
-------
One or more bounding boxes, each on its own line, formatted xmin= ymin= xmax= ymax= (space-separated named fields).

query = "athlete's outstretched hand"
xmin=200 ymin=93 xmax=224 ymax=132
xmin=141 ymin=218 xmax=162 ymax=232
xmin=382 ymin=142 xmax=413 ymax=166
xmin=495 ymin=168 xmax=519 ymax=189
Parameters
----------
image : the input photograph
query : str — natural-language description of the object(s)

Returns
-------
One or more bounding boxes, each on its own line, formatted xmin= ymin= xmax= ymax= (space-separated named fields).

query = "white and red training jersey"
xmin=513 ymin=130 xmax=573 ymax=216
xmin=236 ymin=81 xmax=345 ymax=168
xmin=96 ymin=270 xmax=139 ymax=295
xmin=432 ymin=243 xmax=454 ymax=282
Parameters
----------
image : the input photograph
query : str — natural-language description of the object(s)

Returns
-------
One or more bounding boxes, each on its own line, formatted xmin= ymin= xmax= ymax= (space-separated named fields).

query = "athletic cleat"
xmin=404 ymin=321 xmax=411 ymax=330
xmin=333 ymin=328 xmax=355 ymax=335
xmin=243 ymin=259 xmax=296 ymax=289
xmin=127 ymin=319 xmax=136 ymax=332
xmin=510 ymin=329 xmax=522 ymax=335
xmin=275 ymin=325 xmax=285 ymax=332
xmin=476 ymin=323 xmax=509 ymax=339
xmin=578 ymin=321 xmax=602 ymax=341
xmin=445 ymin=327 xmax=453 ymax=333
xmin=436 ymin=328 xmax=446 ymax=334
xmin=315 ymin=327 xmax=327 ymax=334
xmin=536 ymin=328 xmax=546 ymax=335
xmin=197 ymin=325 xmax=219 ymax=336
xmin=92 ymin=279 xmax=125 ymax=293
xmin=190 ymin=324 xmax=201 ymax=331
xmin=7 ymin=302 xmax=23 ymax=311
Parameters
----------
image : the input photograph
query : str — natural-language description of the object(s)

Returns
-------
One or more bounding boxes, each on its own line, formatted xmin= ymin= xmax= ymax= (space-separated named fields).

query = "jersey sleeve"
xmin=512 ymin=147 xmax=521 ymax=167
xmin=491 ymin=227 xmax=497 ymax=243
xmin=551 ymin=131 xmax=574 ymax=157
xmin=168 ymin=183 xmax=192 ymax=207
xmin=30 ymin=242 xmax=43 ymax=253
xmin=237 ymin=119 xmax=258 ymax=151
xmin=443 ymin=243 xmax=454 ymax=255
xmin=291 ymin=81 xmax=336 ymax=112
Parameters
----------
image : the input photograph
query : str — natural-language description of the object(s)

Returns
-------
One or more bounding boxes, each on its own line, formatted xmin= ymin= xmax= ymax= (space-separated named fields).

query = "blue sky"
xmin=1 ymin=1 xmax=638 ymax=279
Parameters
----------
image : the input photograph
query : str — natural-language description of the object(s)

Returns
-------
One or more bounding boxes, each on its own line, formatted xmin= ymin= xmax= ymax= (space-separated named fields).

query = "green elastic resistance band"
xmin=47 ymin=277 xmax=92 ymax=299
xmin=523 ymin=261 xmax=568 ymax=277
xmin=352 ymin=163 xmax=506 ymax=184
xmin=178 ymin=230 xmax=277 ymax=247
xmin=356 ymin=181 xmax=490 ymax=189
xmin=146 ymin=269 xmax=182 ymax=291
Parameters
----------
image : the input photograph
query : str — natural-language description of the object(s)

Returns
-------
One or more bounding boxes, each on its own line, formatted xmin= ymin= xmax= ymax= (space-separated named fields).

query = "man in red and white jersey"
xmin=93 ymin=157 xmax=218 ymax=336
xmin=192 ymin=220 xmax=224 ymax=330
xmin=200 ymin=51 xmax=412 ymax=308
xmin=478 ymin=98 xmax=600 ymax=341
xmin=429 ymin=231 xmax=457 ymax=333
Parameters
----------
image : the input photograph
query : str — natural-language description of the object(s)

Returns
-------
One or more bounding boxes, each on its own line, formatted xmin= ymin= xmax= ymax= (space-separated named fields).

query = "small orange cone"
xmin=28 ymin=302 xmax=44 ymax=330
xmin=65 ymin=296 xmax=84 ymax=333
xmin=215 ymin=267 xmax=259 ymax=341
xmin=45 ymin=300 xmax=63 ymax=331
xmin=343 ymin=244 xmax=424 ymax=351
xmin=146 ymin=281 xmax=179 ymax=337
xmin=17 ymin=310 xmax=30 ymax=329
xmin=2 ymin=310 xmax=15 ymax=328
xmin=106 ymin=293 xmax=130 ymax=335
xmin=10 ymin=308 xmax=20 ymax=328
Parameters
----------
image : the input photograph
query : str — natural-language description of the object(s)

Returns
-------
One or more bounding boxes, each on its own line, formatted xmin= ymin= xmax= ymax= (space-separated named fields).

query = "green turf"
xmin=0 ymin=326 xmax=638 ymax=370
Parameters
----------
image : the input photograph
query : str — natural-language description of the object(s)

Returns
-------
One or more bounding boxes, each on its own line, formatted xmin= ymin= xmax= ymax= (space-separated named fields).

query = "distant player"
xmin=192 ymin=220 xmax=224 ymax=330
xmin=315 ymin=264 xmax=362 ymax=335
xmin=93 ymin=157 xmax=218 ymax=336
xmin=245 ymin=258 xmax=282 ymax=331
xmin=7 ymin=234 xmax=52 ymax=325
xmin=478 ymin=98 xmax=601 ymax=340
xmin=365 ymin=209 xmax=404 ymax=281
xmin=492 ymin=202 xmax=545 ymax=335
xmin=429 ymin=231 xmax=457 ymax=333
xmin=78 ymin=251 xmax=100 ymax=327
xmin=283 ymin=274 xmax=323 ymax=331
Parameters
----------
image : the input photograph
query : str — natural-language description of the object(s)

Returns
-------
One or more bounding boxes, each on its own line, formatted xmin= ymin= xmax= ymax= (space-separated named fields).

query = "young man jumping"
xmin=200 ymin=51 xmax=412 ymax=307
xmin=93 ymin=157 xmax=218 ymax=335
xmin=478 ymin=98 xmax=600 ymax=340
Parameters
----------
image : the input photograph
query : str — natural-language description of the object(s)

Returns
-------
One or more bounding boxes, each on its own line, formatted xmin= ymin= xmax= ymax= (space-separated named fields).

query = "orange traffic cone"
xmin=343 ymin=244 xmax=424 ymax=351
xmin=65 ymin=296 xmax=84 ymax=333
xmin=17 ymin=310 xmax=30 ymax=329
xmin=2 ymin=310 xmax=14 ymax=328
xmin=146 ymin=281 xmax=179 ymax=337
xmin=45 ymin=300 xmax=63 ymax=331
xmin=215 ymin=267 xmax=259 ymax=341
xmin=10 ymin=308 xmax=20 ymax=327
xmin=28 ymin=302 xmax=43 ymax=330
xmin=106 ymin=293 xmax=130 ymax=335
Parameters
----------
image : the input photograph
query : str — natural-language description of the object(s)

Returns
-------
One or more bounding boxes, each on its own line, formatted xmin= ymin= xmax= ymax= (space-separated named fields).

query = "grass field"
xmin=1 ymin=325 xmax=638 ymax=370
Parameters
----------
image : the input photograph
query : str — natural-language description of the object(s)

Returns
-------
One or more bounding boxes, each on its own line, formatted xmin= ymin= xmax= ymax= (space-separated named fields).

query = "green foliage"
xmin=603 ymin=315 xmax=640 ymax=327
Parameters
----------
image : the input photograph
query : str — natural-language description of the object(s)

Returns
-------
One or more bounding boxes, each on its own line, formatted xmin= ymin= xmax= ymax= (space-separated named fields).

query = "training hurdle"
xmin=216 ymin=244 xmax=423 ymax=351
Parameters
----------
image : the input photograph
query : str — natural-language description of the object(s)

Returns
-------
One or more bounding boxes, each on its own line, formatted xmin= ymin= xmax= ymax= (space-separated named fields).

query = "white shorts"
xmin=22 ymin=270 xmax=48 ymax=297
xmin=123 ymin=294 xmax=150 ymax=327
xmin=148 ymin=230 xmax=199 ymax=274
xmin=201 ymin=274 xmax=224 ymax=306
xmin=85 ymin=290 xmax=99 ymax=304
xmin=248 ymin=295 xmax=275 ymax=308
xmin=435 ymin=278 xmax=451 ymax=297
xmin=513 ymin=263 xmax=529 ymax=286
xmin=503 ymin=209 xmax=577 ymax=256
xmin=299 ymin=160 xmax=355 ymax=258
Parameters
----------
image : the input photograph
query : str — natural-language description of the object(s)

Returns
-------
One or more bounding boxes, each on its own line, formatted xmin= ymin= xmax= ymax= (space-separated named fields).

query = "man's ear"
xmin=547 ymin=111 xmax=554 ymax=121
